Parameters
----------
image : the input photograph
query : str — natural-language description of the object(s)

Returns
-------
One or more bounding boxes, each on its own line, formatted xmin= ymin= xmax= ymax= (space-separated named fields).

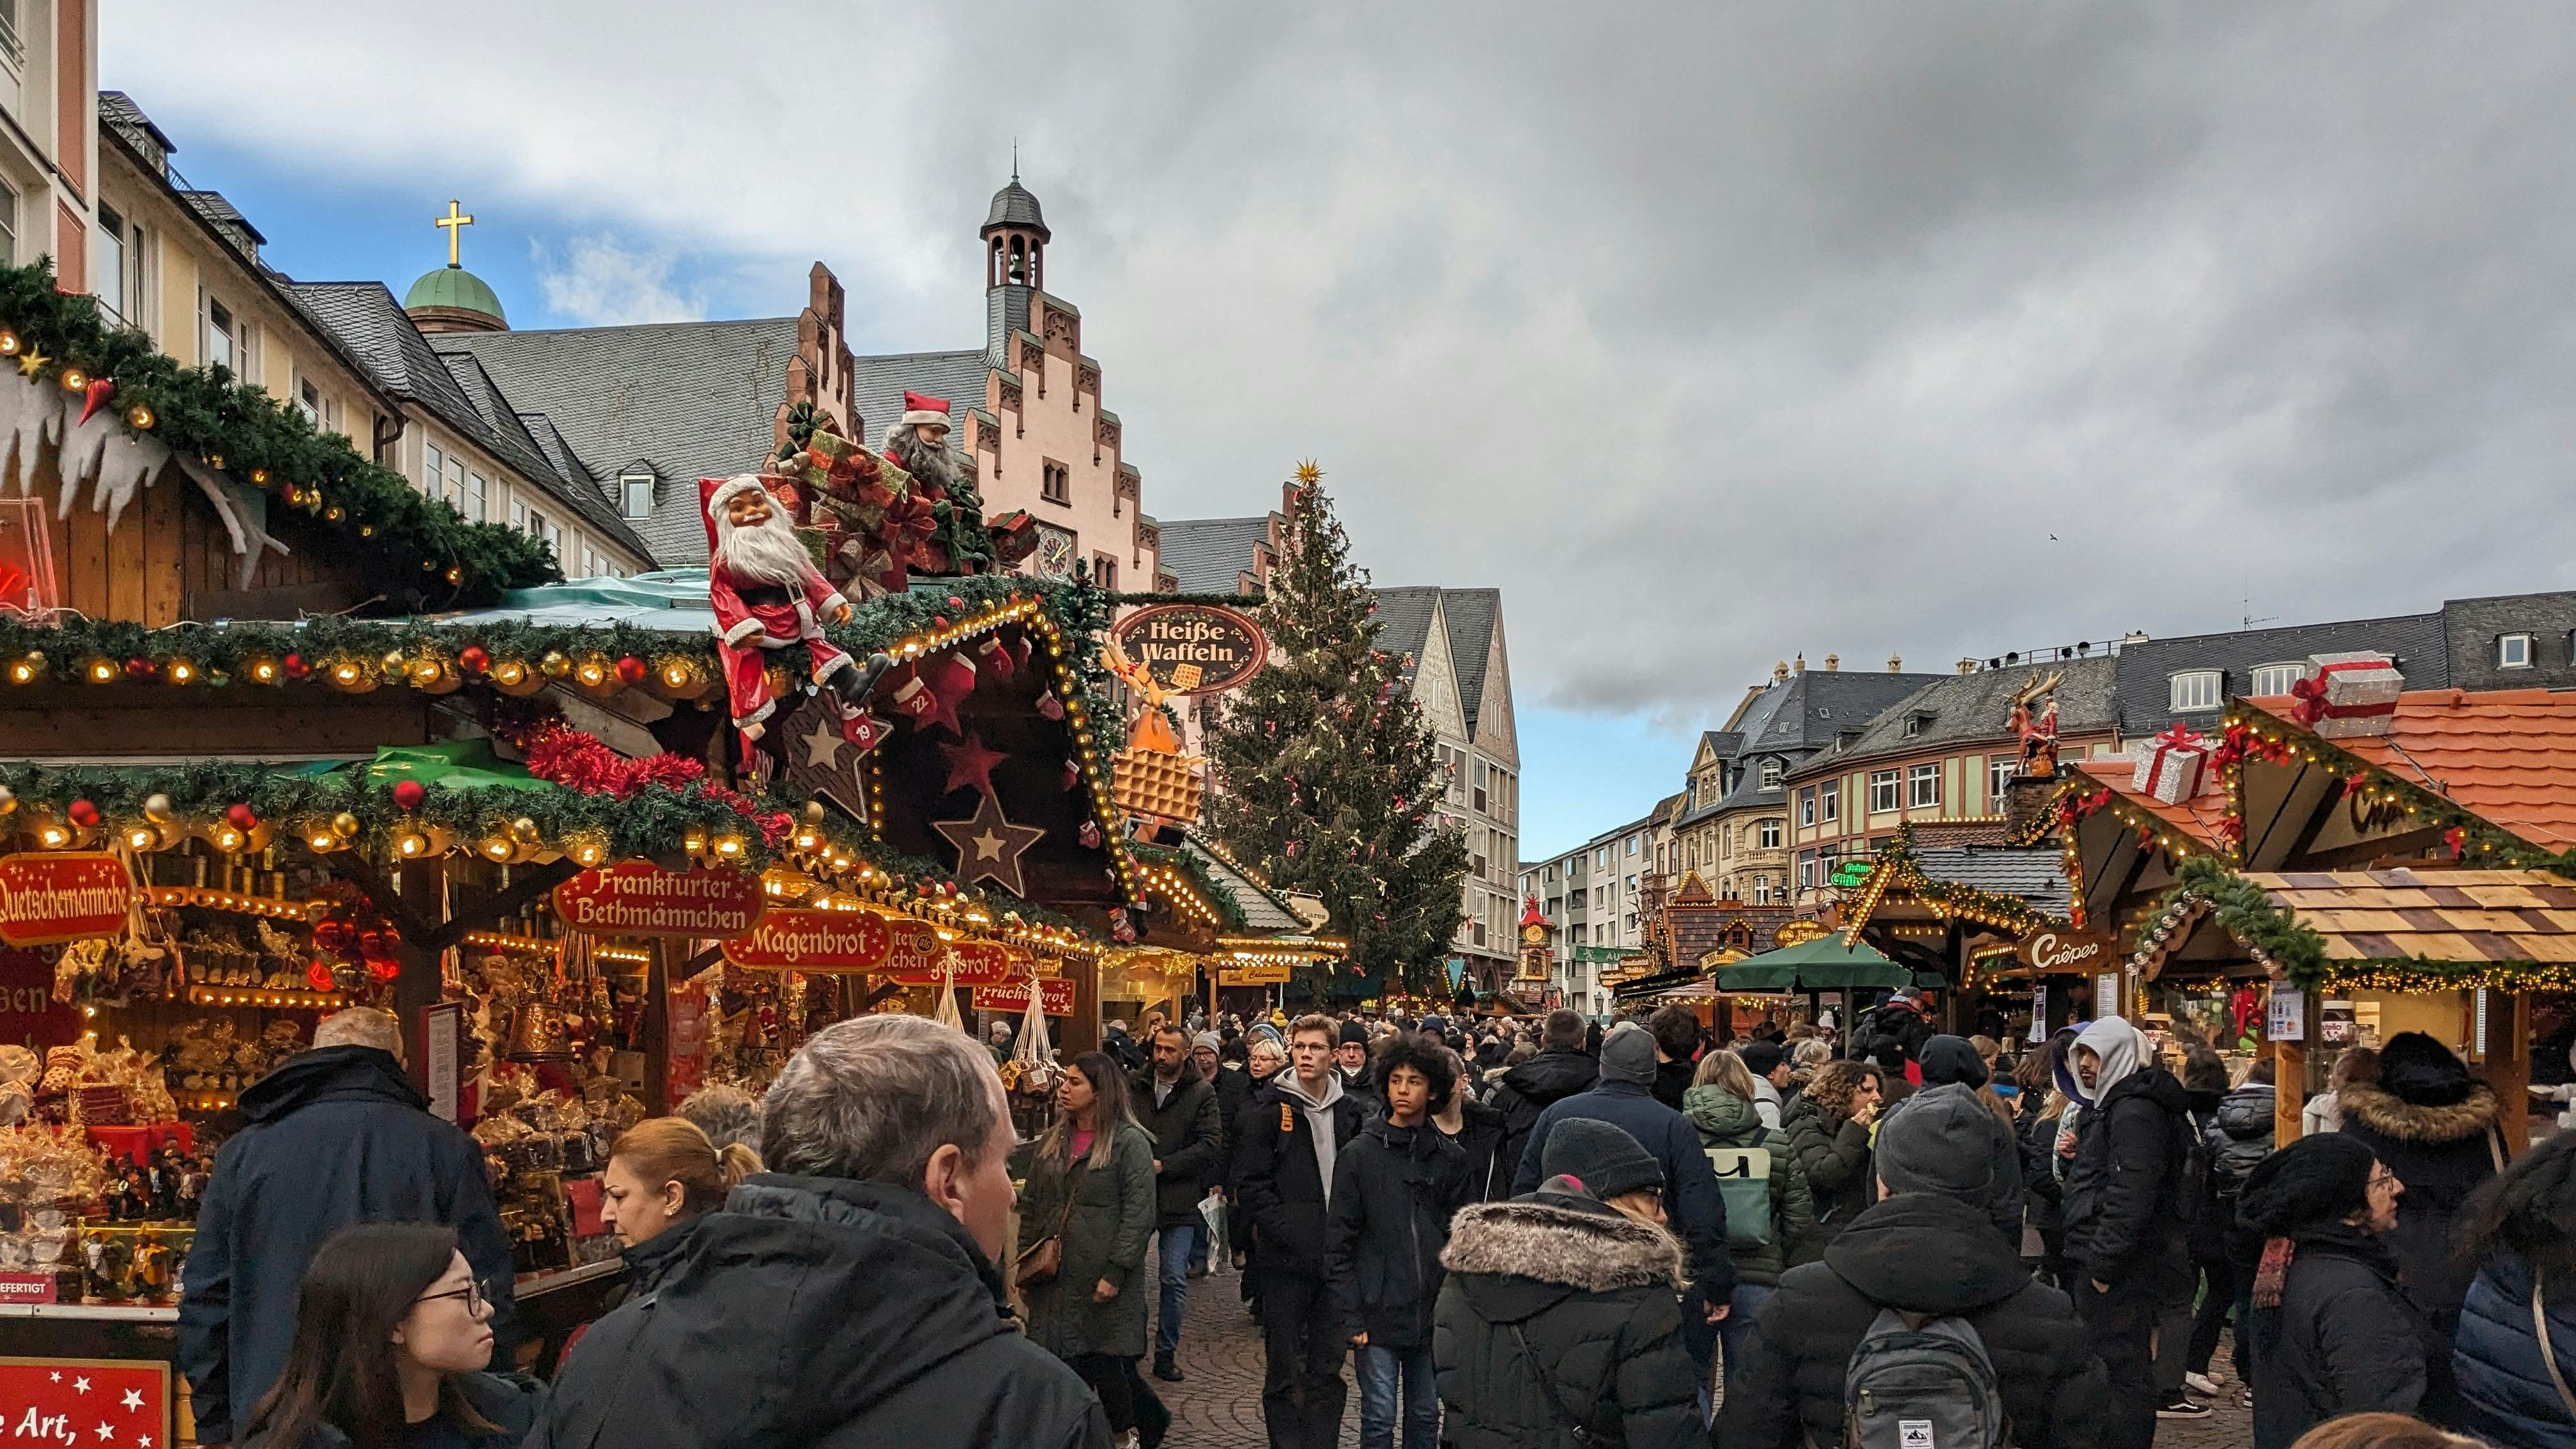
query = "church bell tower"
xmin=982 ymin=168 xmax=1050 ymax=362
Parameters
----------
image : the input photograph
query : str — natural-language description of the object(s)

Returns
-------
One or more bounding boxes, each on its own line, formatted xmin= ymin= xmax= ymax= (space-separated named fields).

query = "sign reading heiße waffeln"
xmin=1108 ymin=604 xmax=1268 ymax=696
xmin=0 ymin=853 xmax=132 ymax=946
xmin=552 ymin=862 xmax=767 ymax=939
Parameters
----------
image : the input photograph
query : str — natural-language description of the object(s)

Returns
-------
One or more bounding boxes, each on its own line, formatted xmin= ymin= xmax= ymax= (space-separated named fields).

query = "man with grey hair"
xmin=179 ymin=1009 xmax=510 ymax=1449
xmin=528 ymin=1013 xmax=1109 ymax=1449
xmin=675 ymin=1082 xmax=763 ymax=1159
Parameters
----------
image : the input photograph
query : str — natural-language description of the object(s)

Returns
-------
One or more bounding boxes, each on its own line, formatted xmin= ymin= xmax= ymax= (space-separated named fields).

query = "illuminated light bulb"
xmin=166 ymin=659 xmax=195 ymax=685
xmin=393 ymin=830 xmax=428 ymax=859
xmin=491 ymin=659 xmax=527 ymax=687
xmin=38 ymin=824 xmax=69 ymax=848
xmin=714 ymin=834 xmax=747 ymax=859
xmin=212 ymin=825 xmax=244 ymax=852
xmin=248 ymin=657 xmax=278 ymax=684
xmin=575 ymin=659 xmax=608 ymax=687
xmin=332 ymin=661 xmax=364 ymax=686
xmin=84 ymin=657 xmax=116 ymax=684
xmin=124 ymin=826 xmax=156 ymax=851
xmin=480 ymin=836 xmax=514 ymax=862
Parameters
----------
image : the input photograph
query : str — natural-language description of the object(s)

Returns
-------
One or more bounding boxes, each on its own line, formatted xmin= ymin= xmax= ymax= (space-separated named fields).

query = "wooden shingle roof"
xmin=2244 ymin=868 xmax=2576 ymax=963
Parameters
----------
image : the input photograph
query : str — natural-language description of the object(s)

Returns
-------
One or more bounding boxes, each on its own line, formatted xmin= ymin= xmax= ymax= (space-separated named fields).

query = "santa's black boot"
xmin=831 ymin=651 xmax=896 ymax=709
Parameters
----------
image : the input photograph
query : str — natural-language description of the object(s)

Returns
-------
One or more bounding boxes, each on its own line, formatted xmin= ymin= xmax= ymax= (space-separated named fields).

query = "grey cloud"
xmin=111 ymin=1 xmax=2576 ymax=726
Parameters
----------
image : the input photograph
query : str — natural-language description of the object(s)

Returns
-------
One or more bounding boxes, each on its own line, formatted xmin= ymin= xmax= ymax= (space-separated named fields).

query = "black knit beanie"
xmin=2376 ymin=1031 xmax=2476 ymax=1107
xmin=1538 ymin=1118 xmax=1664 ymax=1201
xmin=2239 ymin=1131 xmax=2377 ymax=1236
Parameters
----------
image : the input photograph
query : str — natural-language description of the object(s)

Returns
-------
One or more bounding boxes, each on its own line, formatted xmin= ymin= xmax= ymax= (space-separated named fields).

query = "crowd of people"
xmin=160 ymin=997 xmax=2576 ymax=1449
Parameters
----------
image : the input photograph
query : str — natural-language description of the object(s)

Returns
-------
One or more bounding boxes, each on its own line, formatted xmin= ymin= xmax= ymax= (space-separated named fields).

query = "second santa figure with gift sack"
xmin=701 ymin=475 xmax=893 ymax=755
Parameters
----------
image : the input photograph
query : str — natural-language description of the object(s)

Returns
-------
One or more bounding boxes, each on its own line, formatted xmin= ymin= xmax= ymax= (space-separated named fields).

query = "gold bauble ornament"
xmin=330 ymin=812 xmax=362 ymax=839
xmin=509 ymin=816 xmax=540 ymax=844
xmin=538 ymin=652 xmax=571 ymax=680
xmin=142 ymin=793 xmax=173 ymax=822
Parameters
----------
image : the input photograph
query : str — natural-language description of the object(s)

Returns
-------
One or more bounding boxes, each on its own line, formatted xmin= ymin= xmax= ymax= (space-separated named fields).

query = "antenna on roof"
xmin=1012 ymin=139 xmax=1020 ymax=183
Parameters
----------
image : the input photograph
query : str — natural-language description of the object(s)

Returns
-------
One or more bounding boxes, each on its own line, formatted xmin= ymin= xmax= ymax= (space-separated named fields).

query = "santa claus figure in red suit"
xmin=702 ymin=475 xmax=889 ymax=751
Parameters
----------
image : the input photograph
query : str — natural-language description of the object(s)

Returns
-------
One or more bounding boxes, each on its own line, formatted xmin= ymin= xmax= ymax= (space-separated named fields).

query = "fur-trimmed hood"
xmin=2338 ymin=1079 xmax=2500 ymax=1144
xmin=1439 ymin=1188 xmax=1685 ymax=1295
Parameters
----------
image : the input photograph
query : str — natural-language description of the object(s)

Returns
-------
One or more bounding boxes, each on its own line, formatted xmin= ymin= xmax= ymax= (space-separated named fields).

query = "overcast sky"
xmin=111 ymin=3 xmax=2576 ymax=856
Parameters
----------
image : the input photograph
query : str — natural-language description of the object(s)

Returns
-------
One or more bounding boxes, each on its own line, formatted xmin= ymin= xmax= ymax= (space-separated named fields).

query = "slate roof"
xmin=284 ymin=282 xmax=649 ymax=564
xmin=847 ymin=348 xmax=992 ymax=450
xmin=1370 ymin=586 xmax=1443 ymax=682
xmin=2111 ymin=611 xmax=2446 ymax=736
xmin=2271 ymin=687 xmax=2576 ymax=850
xmin=985 ymin=180 xmax=1050 ymax=237
xmin=1908 ymin=847 xmax=2073 ymax=915
xmin=1441 ymin=588 xmax=1500 ymax=734
xmin=1180 ymin=836 xmax=1306 ymax=933
xmin=441 ymin=318 xmax=805 ymax=565
xmin=2440 ymin=591 xmax=2576 ymax=691
xmin=1682 ymin=670 xmax=1947 ymax=821
xmin=1791 ymin=656 xmax=2120 ymax=781
xmin=1158 ymin=517 xmax=1270 ymax=594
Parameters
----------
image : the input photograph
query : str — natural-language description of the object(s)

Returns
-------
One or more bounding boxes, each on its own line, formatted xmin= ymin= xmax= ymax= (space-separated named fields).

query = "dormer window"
xmin=1758 ymin=757 xmax=1783 ymax=788
xmin=2499 ymin=633 xmax=2534 ymax=670
xmin=2169 ymin=670 xmax=2223 ymax=712
xmin=1901 ymin=712 xmax=1931 ymax=738
xmin=620 ymin=471 xmax=656 ymax=519
xmin=2250 ymin=663 xmax=2303 ymax=697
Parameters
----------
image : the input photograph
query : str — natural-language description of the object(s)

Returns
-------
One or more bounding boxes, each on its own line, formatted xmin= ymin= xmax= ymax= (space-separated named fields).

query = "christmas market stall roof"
xmin=2060 ymin=751 xmax=2235 ymax=941
xmin=2127 ymin=862 xmax=2576 ymax=993
xmin=1721 ymin=933 xmax=1912 ymax=992
xmin=2239 ymin=688 xmax=2576 ymax=855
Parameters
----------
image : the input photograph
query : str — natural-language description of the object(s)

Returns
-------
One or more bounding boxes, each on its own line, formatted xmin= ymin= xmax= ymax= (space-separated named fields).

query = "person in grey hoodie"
xmin=1234 ymin=1015 xmax=1367 ymax=1449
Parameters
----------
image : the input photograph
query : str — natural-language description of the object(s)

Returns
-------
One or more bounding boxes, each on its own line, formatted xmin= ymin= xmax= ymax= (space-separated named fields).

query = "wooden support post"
xmin=2274 ymin=1036 xmax=2305 ymax=1146
xmin=391 ymin=860 xmax=447 ymax=1095
xmin=643 ymin=940 xmax=670 ymax=1116
xmin=1064 ymin=956 xmax=1100 ymax=1058
xmin=2483 ymin=990 xmax=2532 ymax=1158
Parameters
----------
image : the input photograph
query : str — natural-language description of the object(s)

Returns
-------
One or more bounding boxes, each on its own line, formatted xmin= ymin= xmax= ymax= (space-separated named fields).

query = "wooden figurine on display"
xmin=2010 ymin=671 xmax=2065 ymax=777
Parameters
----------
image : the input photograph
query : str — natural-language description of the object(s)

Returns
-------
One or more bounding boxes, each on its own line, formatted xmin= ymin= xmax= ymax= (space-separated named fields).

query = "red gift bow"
xmin=2288 ymin=659 xmax=2393 ymax=726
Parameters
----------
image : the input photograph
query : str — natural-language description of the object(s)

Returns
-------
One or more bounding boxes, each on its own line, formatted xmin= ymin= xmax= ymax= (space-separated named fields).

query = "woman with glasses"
xmin=2237 ymin=1133 xmax=2434 ymax=1449
xmin=239 ymin=1221 xmax=534 ymax=1448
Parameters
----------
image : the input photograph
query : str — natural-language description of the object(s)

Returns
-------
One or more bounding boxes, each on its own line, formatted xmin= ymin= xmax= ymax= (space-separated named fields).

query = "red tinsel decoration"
xmin=2445 ymin=825 xmax=2467 ymax=859
xmin=516 ymin=719 xmax=709 ymax=800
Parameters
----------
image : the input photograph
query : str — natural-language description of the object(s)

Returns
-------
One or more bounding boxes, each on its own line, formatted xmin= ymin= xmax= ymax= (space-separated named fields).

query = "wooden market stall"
xmin=1836 ymin=837 xmax=2078 ymax=1041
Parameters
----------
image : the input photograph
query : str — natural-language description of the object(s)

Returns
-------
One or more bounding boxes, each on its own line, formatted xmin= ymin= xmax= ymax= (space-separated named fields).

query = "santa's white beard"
xmin=714 ymin=510 xmax=813 ymax=587
xmin=885 ymin=425 xmax=958 ymax=491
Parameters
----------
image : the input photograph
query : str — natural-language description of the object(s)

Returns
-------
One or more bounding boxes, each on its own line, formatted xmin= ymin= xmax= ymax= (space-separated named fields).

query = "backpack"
xmin=2168 ymin=1110 xmax=2212 ymax=1229
xmin=1842 ymin=1307 xmax=2005 ymax=1449
xmin=1705 ymin=1144 xmax=1775 ymax=1248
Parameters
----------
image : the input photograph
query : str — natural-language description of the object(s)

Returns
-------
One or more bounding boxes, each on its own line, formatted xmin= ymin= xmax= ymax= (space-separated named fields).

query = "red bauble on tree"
xmin=616 ymin=656 xmax=647 ymax=685
xmin=226 ymin=803 xmax=257 ymax=831
xmin=457 ymin=646 xmax=490 ymax=675
xmin=282 ymin=652 xmax=310 ymax=679
xmin=390 ymin=779 xmax=427 ymax=811
xmin=78 ymin=376 xmax=116 ymax=425
xmin=123 ymin=657 xmax=153 ymax=680
xmin=66 ymin=799 xmax=99 ymax=829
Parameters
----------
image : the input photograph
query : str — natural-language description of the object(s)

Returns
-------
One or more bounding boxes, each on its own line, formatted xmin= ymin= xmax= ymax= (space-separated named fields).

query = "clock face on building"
xmin=1032 ymin=526 xmax=1077 ymax=581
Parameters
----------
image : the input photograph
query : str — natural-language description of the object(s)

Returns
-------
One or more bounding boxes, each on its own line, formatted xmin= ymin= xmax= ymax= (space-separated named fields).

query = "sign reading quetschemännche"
xmin=1108 ymin=604 xmax=1268 ymax=696
xmin=0 ymin=854 xmax=131 ymax=946
xmin=553 ymin=862 xmax=766 ymax=939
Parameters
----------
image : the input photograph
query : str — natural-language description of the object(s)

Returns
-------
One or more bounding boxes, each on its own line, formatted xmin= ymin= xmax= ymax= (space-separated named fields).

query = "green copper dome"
xmin=404 ymin=265 xmax=505 ymax=325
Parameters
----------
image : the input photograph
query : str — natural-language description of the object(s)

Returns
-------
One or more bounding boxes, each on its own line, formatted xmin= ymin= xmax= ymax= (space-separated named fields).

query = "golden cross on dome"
xmin=434 ymin=199 xmax=475 ymax=268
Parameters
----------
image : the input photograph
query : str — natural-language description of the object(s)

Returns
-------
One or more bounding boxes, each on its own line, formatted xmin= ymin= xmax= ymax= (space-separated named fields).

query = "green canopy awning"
xmin=363 ymin=740 xmax=546 ymax=792
xmin=1719 ymin=933 xmax=1911 ymax=992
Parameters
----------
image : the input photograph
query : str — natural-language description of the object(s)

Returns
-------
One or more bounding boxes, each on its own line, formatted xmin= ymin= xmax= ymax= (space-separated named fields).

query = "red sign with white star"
xmin=0 ymin=1357 xmax=171 ymax=1448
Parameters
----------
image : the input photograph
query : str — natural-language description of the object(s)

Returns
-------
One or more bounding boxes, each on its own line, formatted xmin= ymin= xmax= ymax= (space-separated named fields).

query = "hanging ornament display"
xmin=77 ymin=376 xmax=115 ymax=425
xmin=931 ymin=791 xmax=1049 ymax=898
xmin=1036 ymin=689 xmax=1065 ymax=722
xmin=1077 ymin=818 xmax=1102 ymax=850
xmin=974 ymin=632 xmax=1018 ymax=683
xmin=888 ymin=663 xmax=939 ymax=728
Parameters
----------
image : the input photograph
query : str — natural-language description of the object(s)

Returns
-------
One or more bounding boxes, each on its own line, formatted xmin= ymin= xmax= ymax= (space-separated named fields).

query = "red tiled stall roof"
xmin=2247 ymin=689 xmax=2576 ymax=850
xmin=2067 ymin=756 xmax=2231 ymax=852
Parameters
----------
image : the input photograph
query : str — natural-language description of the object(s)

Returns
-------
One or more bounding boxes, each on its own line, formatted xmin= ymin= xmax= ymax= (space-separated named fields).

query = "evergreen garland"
xmin=0 ymin=259 xmax=555 ymax=606
xmin=1203 ymin=468 xmax=1469 ymax=997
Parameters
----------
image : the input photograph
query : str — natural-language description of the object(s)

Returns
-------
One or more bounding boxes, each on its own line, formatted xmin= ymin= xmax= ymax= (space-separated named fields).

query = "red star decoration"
xmin=940 ymin=733 xmax=1009 ymax=799
xmin=933 ymin=791 xmax=1050 ymax=898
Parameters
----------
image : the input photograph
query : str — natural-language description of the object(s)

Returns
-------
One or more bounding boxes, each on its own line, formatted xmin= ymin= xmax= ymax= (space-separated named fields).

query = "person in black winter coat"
xmin=526 ymin=1014 xmax=1110 ymax=1449
xmin=2237 ymin=1131 xmax=2430 ymax=1449
xmin=2336 ymin=1030 xmax=2506 ymax=1427
xmin=1777 ymin=1060 xmax=1880 ymax=1259
xmin=1646 ymin=1006 xmax=1702 ymax=1112
xmin=2014 ymin=1030 xmax=2077 ymax=1287
xmin=1328 ymin=1035 xmax=1469 ymax=1449
xmin=2451 ymin=1128 xmax=2576 ymax=1449
xmin=1134 ymin=1027 xmax=1225 ymax=1380
xmin=1432 ymin=1046 xmax=1512 ymax=1204
xmin=1235 ymin=1016 xmax=1368 ymax=1449
xmin=1715 ymin=1190 xmax=2111 ymax=1449
xmin=1850 ymin=988 xmax=1935 ymax=1062
xmin=2059 ymin=1016 xmax=2195 ymax=1449
xmin=1434 ymin=1121 xmax=1704 ymax=1449
xmin=2192 ymin=1057 xmax=2276 ymax=1387
xmin=1884 ymin=1037 xmax=2024 ymax=1248
xmin=1483 ymin=1009 xmax=1599 ymax=1188
xmin=180 ymin=1018 xmax=514 ymax=1449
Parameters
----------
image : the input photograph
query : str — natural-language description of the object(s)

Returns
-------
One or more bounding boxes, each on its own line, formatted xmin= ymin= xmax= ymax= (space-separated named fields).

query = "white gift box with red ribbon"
xmin=2288 ymin=652 xmax=2403 ymax=739
xmin=2129 ymin=724 xmax=2211 ymax=804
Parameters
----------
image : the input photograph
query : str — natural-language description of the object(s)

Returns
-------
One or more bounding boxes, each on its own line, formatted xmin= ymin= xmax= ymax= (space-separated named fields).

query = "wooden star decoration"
xmin=802 ymin=715 xmax=847 ymax=770
xmin=940 ymin=732 xmax=1008 ymax=799
xmin=15 ymin=349 xmax=47 ymax=378
xmin=932 ymin=790 xmax=1049 ymax=898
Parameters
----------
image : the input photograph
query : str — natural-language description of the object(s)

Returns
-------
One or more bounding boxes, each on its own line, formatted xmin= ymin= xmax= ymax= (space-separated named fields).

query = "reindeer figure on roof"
xmin=2010 ymin=670 xmax=2065 ymax=778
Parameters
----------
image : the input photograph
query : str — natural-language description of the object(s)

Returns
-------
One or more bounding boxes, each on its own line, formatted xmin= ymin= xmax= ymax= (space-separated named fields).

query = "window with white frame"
xmin=1758 ymin=818 xmax=1782 ymax=850
xmin=510 ymin=500 xmax=526 ymax=531
xmin=424 ymin=442 xmax=445 ymax=497
xmin=2499 ymin=634 xmax=2534 ymax=669
xmin=1759 ymin=757 xmax=1783 ymax=787
xmin=1720 ymin=829 xmax=1733 ymax=860
xmin=1752 ymin=877 xmax=1774 ymax=905
xmin=204 ymin=295 xmax=235 ymax=372
xmin=1868 ymin=770 xmax=1900 ymax=813
xmin=444 ymin=454 xmax=466 ymax=510
xmin=2169 ymin=670 xmax=2223 ymax=712
xmin=464 ymin=471 xmax=486 ymax=524
xmin=94 ymin=205 xmax=127 ymax=323
xmin=2250 ymin=663 xmax=2303 ymax=696
xmin=1989 ymin=755 xmax=2018 ymax=804
xmin=0 ymin=176 xmax=19 ymax=265
xmin=1798 ymin=788 xmax=1816 ymax=827
xmin=296 ymin=378 xmax=324 ymax=430
xmin=620 ymin=472 xmax=655 ymax=519
xmin=1821 ymin=780 xmax=1839 ymax=823
xmin=1908 ymin=762 xmax=1941 ymax=809
xmin=1798 ymin=851 xmax=1816 ymax=889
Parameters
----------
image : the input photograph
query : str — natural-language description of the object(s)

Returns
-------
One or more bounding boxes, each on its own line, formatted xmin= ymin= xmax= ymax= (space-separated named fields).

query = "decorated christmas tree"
xmin=1206 ymin=463 xmax=1469 ymax=998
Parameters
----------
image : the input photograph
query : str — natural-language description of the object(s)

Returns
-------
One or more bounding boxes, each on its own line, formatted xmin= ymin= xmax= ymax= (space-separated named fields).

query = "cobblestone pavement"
xmin=1148 ymin=1265 xmax=2255 ymax=1448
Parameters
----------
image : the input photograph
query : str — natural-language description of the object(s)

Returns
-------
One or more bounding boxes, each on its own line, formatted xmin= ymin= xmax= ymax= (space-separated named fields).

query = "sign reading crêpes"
xmin=1108 ymin=604 xmax=1268 ymax=696
xmin=0 ymin=853 xmax=132 ymax=946
xmin=972 ymin=978 xmax=1076 ymax=1015
xmin=552 ymin=862 xmax=766 ymax=939
xmin=2016 ymin=924 xmax=2118 ymax=976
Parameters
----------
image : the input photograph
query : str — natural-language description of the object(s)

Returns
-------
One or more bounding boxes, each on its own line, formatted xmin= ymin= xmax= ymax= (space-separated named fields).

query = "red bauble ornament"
xmin=390 ymin=779 xmax=426 ymax=811
xmin=946 ymin=595 xmax=963 ymax=609
xmin=79 ymin=376 xmax=118 ymax=425
xmin=932 ymin=616 xmax=949 ymax=629
xmin=226 ymin=803 xmax=257 ymax=831
xmin=282 ymin=652 xmax=310 ymax=679
xmin=123 ymin=657 xmax=153 ymax=679
xmin=615 ymin=656 xmax=647 ymax=685
xmin=457 ymin=645 xmax=490 ymax=675
xmin=66 ymin=799 xmax=99 ymax=829
xmin=307 ymin=960 xmax=335 ymax=992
